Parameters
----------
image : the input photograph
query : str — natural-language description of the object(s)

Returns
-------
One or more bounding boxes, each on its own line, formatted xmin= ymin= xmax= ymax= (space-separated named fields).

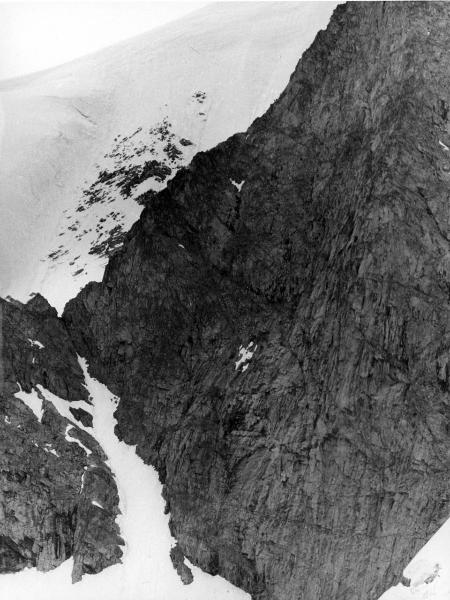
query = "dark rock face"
xmin=62 ymin=3 xmax=450 ymax=599
xmin=1 ymin=2 xmax=450 ymax=599
xmin=0 ymin=298 xmax=123 ymax=580
xmin=69 ymin=407 xmax=93 ymax=428
xmin=170 ymin=543 xmax=194 ymax=585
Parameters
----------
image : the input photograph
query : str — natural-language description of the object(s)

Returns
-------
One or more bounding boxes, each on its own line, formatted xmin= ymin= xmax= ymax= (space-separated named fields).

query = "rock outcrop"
xmin=1 ymin=3 xmax=450 ymax=599
xmin=62 ymin=3 xmax=450 ymax=599
xmin=0 ymin=297 xmax=123 ymax=580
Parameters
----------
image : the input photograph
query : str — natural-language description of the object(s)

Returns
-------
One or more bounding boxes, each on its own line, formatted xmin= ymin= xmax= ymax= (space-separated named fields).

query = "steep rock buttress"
xmin=62 ymin=3 xmax=450 ymax=600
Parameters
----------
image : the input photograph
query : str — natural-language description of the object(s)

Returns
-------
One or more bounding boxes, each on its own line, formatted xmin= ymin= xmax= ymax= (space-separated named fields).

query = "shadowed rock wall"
xmin=63 ymin=3 xmax=450 ymax=599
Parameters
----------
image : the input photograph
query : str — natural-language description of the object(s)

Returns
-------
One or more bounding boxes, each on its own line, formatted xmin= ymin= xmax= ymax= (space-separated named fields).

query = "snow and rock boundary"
xmin=1 ymin=357 xmax=249 ymax=600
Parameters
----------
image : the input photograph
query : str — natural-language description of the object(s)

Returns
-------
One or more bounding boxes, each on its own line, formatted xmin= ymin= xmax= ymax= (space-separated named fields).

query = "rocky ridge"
xmin=1 ymin=3 xmax=450 ymax=600
xmin=0 ymin=295 xmax=123 ymax=580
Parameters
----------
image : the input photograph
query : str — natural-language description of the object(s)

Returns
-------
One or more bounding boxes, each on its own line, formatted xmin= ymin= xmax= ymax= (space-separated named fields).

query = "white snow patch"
xmin=439 ymin=140 xmax=449 ymax=151
xmin=44 ymin=447 xmax=60 ymax=458
xmin=14 ymin=385 xmax=43 ymax=421
xmin=130 ymin=177 xmax=166 ymax=200
xmin=178 ymin=243 xmax=185 ymax=249
xmin=0 ymin=358 xmax=251 ymax=599
xmin=65 ymin=425 xmax=92 ymax=456
xmin=378 ymin=517 xmax=450 ymax=600
xmin=91 ymin=500 xmax=104 ymax=509
xmin=28 ymin=338 xmax=44 ymax=349
xmin=235 ymin=342 xmax=257 ymax=371
xmin=230 ymin=179 xmax=245 ymax=192
xmin=80 ymin=467 xmax=87 ymax=493
xmin=4 ymin=416 xmax=10 ymax=424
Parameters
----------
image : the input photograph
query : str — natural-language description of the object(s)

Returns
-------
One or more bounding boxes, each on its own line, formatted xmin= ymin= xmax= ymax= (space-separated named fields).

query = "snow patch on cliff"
xmin=230 ymin=179 xmax=245 ymax=192
xmin=235 ymin=342 xmax=257 ymax=371
xmin=28 ymin=338 xmax=44 ymax=349
xmin=44 ymin=444 xmax=60 ymax=457
xmin=14 ymin=385 xmax=43 ymax=421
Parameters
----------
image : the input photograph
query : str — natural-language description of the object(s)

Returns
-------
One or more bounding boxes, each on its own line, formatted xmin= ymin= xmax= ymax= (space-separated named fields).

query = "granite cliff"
xmin=2 ymin=2 xmax=450 ymax=600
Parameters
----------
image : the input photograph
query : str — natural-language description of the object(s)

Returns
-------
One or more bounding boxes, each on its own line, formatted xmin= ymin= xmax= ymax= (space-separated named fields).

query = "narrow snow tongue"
xmin=75 ymin=356 xmax=250 ymax=600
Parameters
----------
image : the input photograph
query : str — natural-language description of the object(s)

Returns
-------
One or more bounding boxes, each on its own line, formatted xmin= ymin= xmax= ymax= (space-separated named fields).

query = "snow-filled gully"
xmin=5 ymin=357 xmax=249 ymax=600
xmin=10 ymin=357 xmax=450 ymax=600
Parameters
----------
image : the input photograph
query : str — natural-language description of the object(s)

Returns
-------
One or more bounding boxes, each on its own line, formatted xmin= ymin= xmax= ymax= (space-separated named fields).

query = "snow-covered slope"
xmin=0 ymin=1 xmax=336 ymax=312
xmin=2 ymin=358 xmax=250 ymax=599
xmin=379 ymin=517 xmax=450 ymax=600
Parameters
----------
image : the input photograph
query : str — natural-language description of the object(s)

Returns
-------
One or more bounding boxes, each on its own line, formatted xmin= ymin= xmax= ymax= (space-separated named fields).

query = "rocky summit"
xmin=1 ymin=3 xmax=450 ymax=600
